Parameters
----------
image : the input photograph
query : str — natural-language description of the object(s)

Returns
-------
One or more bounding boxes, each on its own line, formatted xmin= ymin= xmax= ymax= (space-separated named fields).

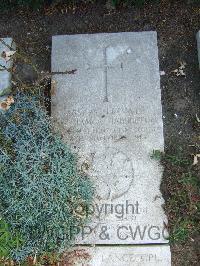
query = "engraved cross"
xmin=86 ymin=46 xmax=123 ymax=102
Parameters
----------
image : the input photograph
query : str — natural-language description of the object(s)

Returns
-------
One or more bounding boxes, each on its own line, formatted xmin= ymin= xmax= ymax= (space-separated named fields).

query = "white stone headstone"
xmin=196 ymin=31 xmax=200 ymax=68
xmin=51 ymin=32 xmax=171 ymax=265
xmin=52 ymin=32 xmax=168 ymax=244
xmin=0 ymin=38 xmax=15 ymax=97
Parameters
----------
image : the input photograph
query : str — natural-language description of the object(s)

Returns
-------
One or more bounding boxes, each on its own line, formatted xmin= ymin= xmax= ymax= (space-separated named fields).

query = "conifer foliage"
xmin=0 ymin=93 xmax=93 ymax=261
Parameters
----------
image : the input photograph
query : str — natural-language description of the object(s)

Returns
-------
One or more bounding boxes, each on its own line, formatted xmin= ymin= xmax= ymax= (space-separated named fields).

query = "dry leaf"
xmin=6 ymin=96 xmax=14 ymax=105
xmin=0 ymin=95 xmax=14 ymax=111
xmin=179 ymin=69 xmax=186 ymax=76
xmin=179 ymin=61 xmax=186 ymax=70
xmin=51 ymin=79 xmax=57 ymax=96
xmin=1 ymin=50 xmax=16 ymax=62
xmin=192 ymin=154 xmax=200 ymax=165
xmin=0 ymin=102 xmax=9 ymax=111
xmin=172 ymin=61 xmax=186 ymax=77
xmin=172 ymin=69 xmax=178 ymax=73
xmin=33 ymin=254 xmax=37 ymax=265
xmin=196 ymin=114 xmax=200 ymax=123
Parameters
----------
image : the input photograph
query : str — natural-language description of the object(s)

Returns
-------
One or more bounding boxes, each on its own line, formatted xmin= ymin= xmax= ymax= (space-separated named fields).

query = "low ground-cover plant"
xmin=0 ymin=92 xmax=93 ymax=262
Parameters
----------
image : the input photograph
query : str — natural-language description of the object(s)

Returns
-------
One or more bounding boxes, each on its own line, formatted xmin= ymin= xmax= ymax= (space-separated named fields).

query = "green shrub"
xmin=0 ymin=92 xmax=93 ymax=261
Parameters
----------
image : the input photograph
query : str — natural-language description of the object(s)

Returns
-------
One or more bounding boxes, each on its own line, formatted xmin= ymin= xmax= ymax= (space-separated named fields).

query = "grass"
xmin=150 ymin=149 xmax=163 ymax=160
xmin=0 ymin=218 xmax=22 ymax=261
xmin=151 ymin=149 xmax=200 ymax=244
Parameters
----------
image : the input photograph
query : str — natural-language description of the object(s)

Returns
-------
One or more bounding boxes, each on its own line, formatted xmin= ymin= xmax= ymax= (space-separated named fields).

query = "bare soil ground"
xmin=0 ymin=0 xmax=199 ymax=265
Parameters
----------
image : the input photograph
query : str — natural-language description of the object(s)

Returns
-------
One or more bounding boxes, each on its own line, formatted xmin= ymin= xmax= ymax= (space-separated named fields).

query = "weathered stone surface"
xmin=0 ymin=38 xmax=15 ymax=96
xmin=63 ymin=245 xmax=171 ymax=266
xmin=51 ymin=32 xmax=168 ymax=244
xmin=197 ymin=31 xmax=200 ymax=68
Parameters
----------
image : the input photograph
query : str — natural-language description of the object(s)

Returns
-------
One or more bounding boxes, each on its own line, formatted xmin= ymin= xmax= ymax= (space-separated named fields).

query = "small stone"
xmin=160 ymin=70 xmax=165 ymax=76
xmin=174 ymin=113 xmax=178 ymax=118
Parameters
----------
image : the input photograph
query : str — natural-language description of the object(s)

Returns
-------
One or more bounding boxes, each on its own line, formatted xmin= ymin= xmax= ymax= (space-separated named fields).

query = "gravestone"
xmin=0 ymin=38 xmax=15 ymax=97
xmin=197 ymin=31 xmax=200 ymax=68
xmin=51 ymin=32 xmax=171 ymax=265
